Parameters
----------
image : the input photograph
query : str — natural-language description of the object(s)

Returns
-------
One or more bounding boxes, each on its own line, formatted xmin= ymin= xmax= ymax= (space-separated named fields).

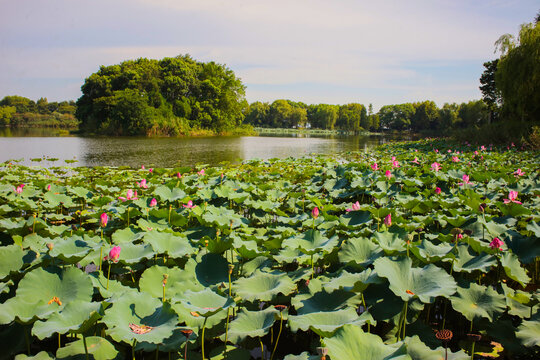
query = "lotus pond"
xmin=0 ymin=139 xmax=539 ymax=360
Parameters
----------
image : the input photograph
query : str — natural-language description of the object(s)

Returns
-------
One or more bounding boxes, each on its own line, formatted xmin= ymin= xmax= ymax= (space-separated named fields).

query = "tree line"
xmin=0 ymin=96 xmax=77 ymax=128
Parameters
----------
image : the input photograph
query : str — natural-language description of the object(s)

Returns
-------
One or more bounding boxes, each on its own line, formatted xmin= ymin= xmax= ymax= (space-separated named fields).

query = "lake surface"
xmin=0 ymin=128 xmax=403 ymax=168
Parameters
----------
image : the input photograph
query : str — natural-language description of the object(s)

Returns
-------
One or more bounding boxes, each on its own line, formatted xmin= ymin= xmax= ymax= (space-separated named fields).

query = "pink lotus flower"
xmin=452 ymin=156 xmax=459 ymax=162
xmin=431 ymin=162 xmax=441 ymax=172
xmin=149 ymin=168 xmax=153 ymax=173
xmin=137 ymin=179 xmax=148 ymax=188
xmin=481 ymin=145 xmax=486 ymax=151
xmin=118 ymin=189 xmax=138 ymax=202
xmin=141 ymin=165 xmax=145 ymax=170
xmin=459 ymin=174 xmax=472 ymax=186
xmin=371 ymin=162 xmax=379 ymax=171
xmin=149 ymin=198 xmax=157 ymax=207
xmin=346 ymin=201 xmax=361 ymax=212
xmin=503 ymin=191 xmax=522 ymax=205
xmin=392 ymin=160 xmax=400 ymax=168
xmin=312 ymin=207 xmax=319 ymax=219
xmin=435 ymin=187 xmax=441 ymax=195
xmin=100 ymin=213 xmax=108 ymax=227
xmin=385 ymin=170 xmax=392 ymax=180
xmin=489 ymin=238 xmax=504 ymax=251
xmin=107 ymin=246 xmax=121 ymax=262
xmin=434 ymin=149 xmax=439 ymax=153
xmin=411 ymin=157 xmax=420 ymax=164
xmin=514 ymin=168 xmax=525 ymax=177
xmin=474 ymin=151 xmax=479 ymax=156
xmin=384 ymin=213 xmax=392 ymax=227
xmin=183 ymin=200 xmax=196 ymax=209
xmin=47 ymin=184 xmax=51 ymax=191
xmin=197 ymin=169 xmax=205 ymax=176
xmin=177 ymin=172 xmax=182 ymax=179
xmin=15 ymin=184 xmax=24 ymax=194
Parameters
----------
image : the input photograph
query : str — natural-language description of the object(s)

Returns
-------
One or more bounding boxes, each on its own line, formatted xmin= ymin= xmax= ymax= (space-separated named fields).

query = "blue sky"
xmin=0 ymin=0 xmax=538 ymax=110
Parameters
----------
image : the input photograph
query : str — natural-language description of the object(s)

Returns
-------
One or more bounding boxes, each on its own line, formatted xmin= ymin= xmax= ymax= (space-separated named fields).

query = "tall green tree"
xmin=479 ymin=59 xmax=501 ymax=123
xmin=411 ymin=101 xmax=439 ymax=131
xmin=495 ymin=21 xmax=540 ymax=123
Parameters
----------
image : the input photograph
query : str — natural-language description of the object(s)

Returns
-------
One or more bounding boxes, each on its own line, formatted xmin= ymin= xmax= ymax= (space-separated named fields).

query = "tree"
xmin=495 ymin=21 xmax=540 ymax=123
xmin=308 ymin=104 xmax=338 ymax=129
xmin=245 ymin=102 xmax=270 ymax=127
xmin=0 ymin=106 xmax=16 ymax=126
xmin=76 ymin=55 xmax=247 ymax=135
xmin=438 ymin=103 xmax=460 ymax=131
xmin=458 ymin=100 xmax=489 ymax=128
xmin=411 ymin=101 xmax=439 ymax=131
xmin=479 ymin=60 xmax=501 ymax=122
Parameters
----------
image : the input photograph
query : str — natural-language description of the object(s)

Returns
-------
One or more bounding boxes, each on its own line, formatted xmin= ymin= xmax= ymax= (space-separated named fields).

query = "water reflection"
xmin=0 ymin=128 xmax=402 ymax=168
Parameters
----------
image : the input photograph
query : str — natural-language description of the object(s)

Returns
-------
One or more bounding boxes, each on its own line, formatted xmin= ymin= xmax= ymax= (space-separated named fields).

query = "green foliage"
xmin=0 ymin=96 xmax=77 ymax=128
xmin=76 ymin=55 xmax=247 ymax=135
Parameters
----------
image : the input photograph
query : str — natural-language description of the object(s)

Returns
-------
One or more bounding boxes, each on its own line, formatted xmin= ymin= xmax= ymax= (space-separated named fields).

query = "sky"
xmin=0 ymin=0 xmax=538 ymax=111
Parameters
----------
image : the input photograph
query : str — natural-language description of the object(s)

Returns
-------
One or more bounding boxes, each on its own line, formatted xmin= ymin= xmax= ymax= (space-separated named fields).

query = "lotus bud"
xmin=384 ymin=213 xmax=392 ymax=227
xmin=162 ymin=274 xmax=168 ymax=287
xmin=312 ymin=207 xmax=319 ymax=219
xmin=108 ymin=246 xmax=121 ymax=262
xmin=100 ymin=212 xmax=108 ymax=227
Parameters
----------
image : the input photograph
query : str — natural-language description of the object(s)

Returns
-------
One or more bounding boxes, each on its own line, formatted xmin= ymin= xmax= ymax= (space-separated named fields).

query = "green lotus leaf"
xmin=404 ymin=335 xmax=469 ymax=360
xmin=0 ymin=217 xmax=25 ymax=231
xmin=0 ymin=280 xmax=13 ymax=294
xmin=14 ymin=351 xmax=54 ymax=360
xmin=55 ymin=336 xmax=118 ymax=360
xmin=323 ymin=269 xmax=382 ymax=293
xmin=374 ymin=257 xmax=456 ymax=303
xmin=485 ymin=318 xmax=522 ymax=354
xmin=516 ymin=314 xmax=540 ymax=347
xmin=139 ymin=263 xmax=203 ymax=301
xmin=339 ymin=210 xmax=372 ymax=227
xmin=202 ymin=205 xmax=249 ymax=229
xmin=207 ymin=345 xmax=251 ymax=360
xmin=291 ymin=285 xmax=362 ymax=315
xmin=325 ymin=324 xmax=410 ymax=359
xmin=497 ymin=202 xmax=532 ymax=217
xmin=116 ymin=242 xmax=154 ymax=264
xmin=288 ymin=309 xmax=374 ymax=337
xmin=234 ymin=270 xmax=296 ymax=302
xmin=501 ymin=283 xmax=533 ymax=318
xmin=505 ymin=230 xmax=540 ymax=264
xmin=282 ymin=229 xmax=338 ymax=255
xmin=0 ymin=267 xmax=93 ymax=324
xmin=224 ymin=307 xmax=277 ymax=343
xmin=143 ymin=231 xmax=194 ymax=258
xmin=373 ymin=231 xmax=407 ymax=253
xmin=102 ymin=291 xmax=179 ymax=344
xmin=410 ymin=239 xmax=453 ymax=263
xmin=500 ymin=252 xmax=531 ymax=287
xmin=450 ymin=282 xmax=506 ymax=321
xmin=32 ymin=301 xmax=102 ymax=339
xmin=111 ymin=226 xmax=144 ymax=244
xmin=43 ymin=192 xmax=74 ymax=208
xmin=153 ymin=185 xmax=186 ymax=202
xmin=283 ymin=352 xmax=320 ymax=360
xmin=0 ymin=245 xmax=24 ymax=279
xmin=180 ymin=288 xmax=235 ymax=317
xmin=238 ymin=256 xmax=274 ymax=277
xmin=49 ymin=236 xmax=100 ymax=262
xmin=136 ymin=218 xmax=169 ymax=231
xmin=170 ymin=301 xmax=227 ymax=330
xmin=89 ymin=271 xmax=136 ymax=299
xmin=67 ymin=186 xmax=93 ymax=200
xmin=135 ymin=328 xmax=189 ymax=353
xmin=338 ymin=237 xmax=383 ymax=268
xmin=447 ymin=245 xmax=496 ymax=273
xmin=22 ymin=233 xmax=49 ymax=252
xmin=195 ymin=253 xmax=229 ymax=287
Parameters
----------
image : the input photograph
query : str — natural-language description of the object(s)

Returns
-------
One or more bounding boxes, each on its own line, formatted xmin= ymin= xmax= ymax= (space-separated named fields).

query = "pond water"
xmin=0 ymin=127 xmax=404 ymax=168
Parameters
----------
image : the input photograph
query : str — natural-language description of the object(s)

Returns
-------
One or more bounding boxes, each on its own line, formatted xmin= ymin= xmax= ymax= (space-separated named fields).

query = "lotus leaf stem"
xmin=83 ymin=334 xmax=89 ymax=360
xmin=201 ymin=316 xmax=208 ymax=359
xmin=310 ymin=254 xmax=314 ymax=279
xmin=106 ymin=262 xmax=111 ymax=290
xmin=58 ymin=333 xmax=61 ymax=350
xmin=470 ymin=341 xmax=476 ymax=360
xmin=270 ymin=311 xmax=284 ymax=360
xmin=155 ymin=344 xmax=159 ymax=360
xmin=127 ymin=207 xmax=130 ymax=227
xmin=259 ymin=337 xmax=265 ymax=360
xmin=361 ymin=293 xmax=370 ymax=332
xmin=401 ymin=301 xmax=408 ymax=340
xmin=132 ymin=339 xmax=137 ymax=360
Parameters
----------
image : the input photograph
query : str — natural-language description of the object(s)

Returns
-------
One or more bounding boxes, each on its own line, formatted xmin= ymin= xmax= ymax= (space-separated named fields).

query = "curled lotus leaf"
xmin=116 ymin=242 xmax=154 ymax=264
xmin=288 ymin=309 xmax=375 ymax=337
xmin=153 ymin=185 xmax=186 ymax=202
xmin=410 ymin=239 xmax=453 ymax=263
xmin=373 ymin=231 xmax=407 ymax=253
xmin=500 ymin=252 xmax=531 ymax=288
xmin=325 ymin=324 xmax=410 ymax=359
xmin=139 ymin=264 xmax=203 ymax=301
xmin=111 ymin=227 xmax=145 ymax=244
xmin=143 ymin=231 xmax=194 ymax=258
xmin=374 ymin=257 xmax=457 ymax=303
xmin=449 ymin=282 xmax=506 ymax=321
xmin=202 ymin=205 xmax=249 ymax=229
xmin=180 ymin=288 xmax=235 ymax=317
xmin=14 ymin=351 xmax=55 ymax=360
xmin=195 ymin=253 xmax=229 ymax=287
xmin=516 ymin=314 xmax=540 ymax=347
xmin=291 ymin=286 xmax=362 ymax=315
xmin=339 ymin=210 xmax=372 ymax=227
xmin=49 ymin=236 xmax=100 ymax=262
xmin=32 ymin=300 xmax=102 ymax=339
xmin=323 ymin=269 xmax=382 ymax=293
xmin=55 ymin=336 xmax=118 ymax=360
xmin=282 ymin=229 xmax=339 ymax=255
xmin=338 ymin=237 xmax=383 ymax=268
xmin=90 ymin=271 xmax=136 ymax=300
xmin=223 ymin=307 xmax=278 ymax=343
xmin=446 ymin=245 xmax=496 ymax=273
xmin=102 ymin=291 xmax=179 ymax=344
xmin=283 ymin=352 xmax=320 ymax=360
xmin=0 ymin=267 xmax=93 ymax=324
xmin=234 ymin=270 xmax=296 ymax=302
xmin=0 ymin=244 xmax=24 ymax=280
